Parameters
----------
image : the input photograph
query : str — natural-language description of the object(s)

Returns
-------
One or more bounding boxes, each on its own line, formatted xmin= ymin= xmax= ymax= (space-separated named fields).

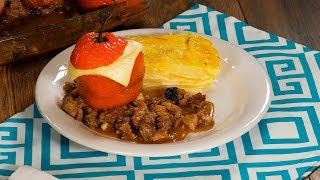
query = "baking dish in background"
xmin=0 ymin=0 xmax=152 ymax=65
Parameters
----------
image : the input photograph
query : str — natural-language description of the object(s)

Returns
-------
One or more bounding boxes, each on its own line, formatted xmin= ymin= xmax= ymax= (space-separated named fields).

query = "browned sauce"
xmin=92 ymin=121 xmax=214 ymax=144
xmin=61 ymin=82 xmax=215 ymax=144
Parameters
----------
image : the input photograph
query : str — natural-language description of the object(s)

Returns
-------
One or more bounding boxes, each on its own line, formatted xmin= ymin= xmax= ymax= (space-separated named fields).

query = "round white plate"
xmin=35 ymin=28 xmax=271 ymax=157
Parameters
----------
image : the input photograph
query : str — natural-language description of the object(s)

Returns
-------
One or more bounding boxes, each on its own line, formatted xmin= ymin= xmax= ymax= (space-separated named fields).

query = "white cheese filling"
xmin=68 ymin=40 xmax=143 ymax=87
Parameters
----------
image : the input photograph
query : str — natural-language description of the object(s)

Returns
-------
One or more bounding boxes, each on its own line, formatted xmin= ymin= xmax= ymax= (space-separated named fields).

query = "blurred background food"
xmin=0 ymin=0 xmax=151 ymax=65
xmin=77 ymin=0 xmax=125 ymax=10
xmin=0 ymin=0 xmax=79 ymax=26
xmin=21 ymin=0 xmax=63 ymax=11
xmin=129 ymin=33 xmax=220 ymax=92
xmin=0 ymin=0 xmax=9 ymax=15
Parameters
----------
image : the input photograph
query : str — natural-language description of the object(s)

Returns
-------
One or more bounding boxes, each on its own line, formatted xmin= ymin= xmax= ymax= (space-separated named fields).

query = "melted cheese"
xmin=68 ymin=40 xmax=142 ymax=87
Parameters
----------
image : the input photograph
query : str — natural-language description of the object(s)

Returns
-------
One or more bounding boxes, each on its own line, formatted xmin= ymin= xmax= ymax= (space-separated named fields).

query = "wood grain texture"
xmin=309 ymin=167 xmax=320 ymax=180
xmin=0 ymin=51 xmax=62 ymax=121
xmin=238 ymin=0 xmax=320 ymax=50
xmin=117 ymin=0 xmax=245 ymax=29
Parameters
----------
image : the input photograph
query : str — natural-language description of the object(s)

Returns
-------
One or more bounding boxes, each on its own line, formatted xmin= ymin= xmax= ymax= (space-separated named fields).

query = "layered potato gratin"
xmin=129 ymin=33 xmax=220 ymax=92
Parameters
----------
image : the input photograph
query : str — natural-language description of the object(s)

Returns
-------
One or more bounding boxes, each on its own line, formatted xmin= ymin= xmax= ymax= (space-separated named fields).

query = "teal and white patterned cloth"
xmin=1 ymin=4 xmax=320 ymax=179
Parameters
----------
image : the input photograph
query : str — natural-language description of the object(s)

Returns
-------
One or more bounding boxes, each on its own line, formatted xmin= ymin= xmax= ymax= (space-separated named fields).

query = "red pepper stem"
xmin=97 ymin=0 xmax=118 ymax=43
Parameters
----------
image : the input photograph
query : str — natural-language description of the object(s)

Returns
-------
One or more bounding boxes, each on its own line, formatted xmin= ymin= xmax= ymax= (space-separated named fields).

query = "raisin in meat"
xmin=165 ymin=87 xmax=178 ymax=102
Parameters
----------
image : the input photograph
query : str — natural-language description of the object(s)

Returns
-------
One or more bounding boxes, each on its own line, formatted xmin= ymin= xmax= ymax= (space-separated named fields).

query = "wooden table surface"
xmin=0 ymin=0 xmax=319 ymax=178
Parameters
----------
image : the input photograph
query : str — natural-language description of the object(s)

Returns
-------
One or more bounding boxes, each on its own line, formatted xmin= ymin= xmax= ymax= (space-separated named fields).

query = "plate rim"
xmin=35 ymin=28 xmax=272 ymax=157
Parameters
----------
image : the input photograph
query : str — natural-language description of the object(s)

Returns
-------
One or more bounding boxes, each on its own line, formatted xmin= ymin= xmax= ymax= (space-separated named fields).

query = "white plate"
xmin=35 ymin=28 xmax=271 ymax=157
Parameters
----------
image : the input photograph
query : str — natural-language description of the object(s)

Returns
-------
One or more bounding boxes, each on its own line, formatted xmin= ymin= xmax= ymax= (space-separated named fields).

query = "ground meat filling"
xmin=62 ymin=82 xmax=215 ymax=143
